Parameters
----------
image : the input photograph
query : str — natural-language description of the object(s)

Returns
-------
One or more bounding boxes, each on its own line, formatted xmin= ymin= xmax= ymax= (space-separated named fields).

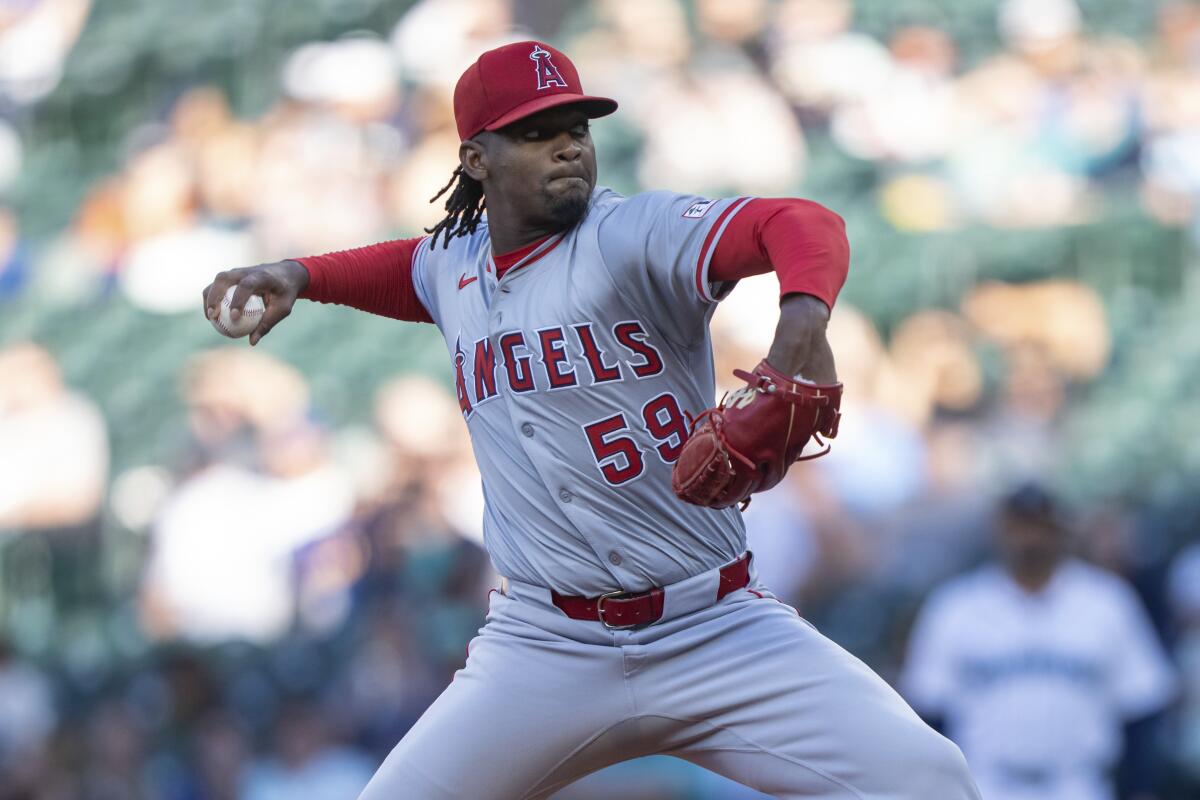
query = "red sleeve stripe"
xmin=694 ymin=197 xmax=753 ymax=303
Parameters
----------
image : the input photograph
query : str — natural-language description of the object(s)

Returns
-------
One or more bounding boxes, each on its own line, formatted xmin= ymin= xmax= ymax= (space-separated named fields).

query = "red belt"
xmin=550 ymin=552 xmax=752 ymax=630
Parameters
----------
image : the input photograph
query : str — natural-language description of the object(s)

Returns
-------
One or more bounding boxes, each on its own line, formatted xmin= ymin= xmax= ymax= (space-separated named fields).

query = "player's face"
xmin=998 ymin=513 xmax=1065 ymax=574
xmin=479 ymin=107 xmax=598 ymax=230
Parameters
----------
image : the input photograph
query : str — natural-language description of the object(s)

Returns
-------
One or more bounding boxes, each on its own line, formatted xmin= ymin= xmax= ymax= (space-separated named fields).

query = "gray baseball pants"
xmin=358 ymin=561 xmax=981 ymax=799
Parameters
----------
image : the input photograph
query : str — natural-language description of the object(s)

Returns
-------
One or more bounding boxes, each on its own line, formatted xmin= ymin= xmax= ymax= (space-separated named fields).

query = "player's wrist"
xmin=779 ymin=292 xmax=830 ymax=316
xmin=767 ymin=296 xmax=837 ymax=384
xmin=277 ymin=259 xmax=312 ymax=296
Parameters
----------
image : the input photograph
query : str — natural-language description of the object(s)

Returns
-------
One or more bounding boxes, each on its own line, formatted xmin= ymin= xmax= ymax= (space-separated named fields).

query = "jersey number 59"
xmin=582 ymin=393 xmax=689 ymax=486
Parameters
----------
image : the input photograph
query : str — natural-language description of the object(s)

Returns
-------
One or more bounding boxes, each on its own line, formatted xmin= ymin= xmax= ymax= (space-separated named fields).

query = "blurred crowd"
xmin=0 ymin=0 xmax=1199 ymax=798
xmin=0 ymin=341 xmax=493 ymax=799
xmin=3 ymin=0 xmax=1200 ymax=308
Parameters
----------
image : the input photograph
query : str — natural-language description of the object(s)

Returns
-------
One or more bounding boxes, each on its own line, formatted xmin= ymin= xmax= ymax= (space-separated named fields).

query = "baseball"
xmin=211 ymin=285 xmax=265 ymax=339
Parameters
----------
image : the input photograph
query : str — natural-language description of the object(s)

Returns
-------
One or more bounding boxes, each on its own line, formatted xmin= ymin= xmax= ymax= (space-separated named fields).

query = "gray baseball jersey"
xmin=411 ymin=187 xmax=750 ymax=595
xmin=355 ymin=186 xmax=980 ymax=800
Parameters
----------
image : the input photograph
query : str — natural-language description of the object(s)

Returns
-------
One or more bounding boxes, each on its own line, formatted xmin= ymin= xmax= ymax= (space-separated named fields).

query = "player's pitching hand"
xmin=202 ymin=260 xmax=310 ymax=346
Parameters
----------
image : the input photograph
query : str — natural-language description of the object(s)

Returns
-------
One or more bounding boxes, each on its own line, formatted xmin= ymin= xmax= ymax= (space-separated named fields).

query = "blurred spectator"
xmin=371 ymin=374 xmax=485 ymax=541
xmin=0 ymin=207 xmax=30 ymax=299
xmin=695 ymin=0 xmax=768 ymax=46
xmin=180 ymin=711 xmax=252 ymax=800
xmin=875 ymin=421 xmax=993 ymax=601
xmin=831 ymin=25 xmax=958 ymax=165
xmin=350 ymin=376 xmax=492 ymax=664
xmin=282 ymin=36 xmax=400 ymax=123
xmin=961 ymin=281 xmax=1109 ymax=382
xmin=0 ymin=342 xmax=108 ymax=531
xmin=0 ymin=123 xmax=20 ymax=194
xmin=80 ymin=701 xmax=151 ymax=799
xmin=814 ymin=307 xmax=928 ymax=518
xmin=0 ymin=640 xmax=56 ymax=780
xmin=888 ymin=310 xmax=984 ymax=424
xmin=593 ymin=0 xmax=691 ymax=71
xmin=743 ymin=463 xmax=877 ymax=622
xmin=769 ymin=0 xmax=893 ymax=116
xmin=249 ymin=103 xmax=393 ymax=258
xmin=636 ymin=57 xmax=806 ymax=195
xmin=35 ymin=179 xmax=125 ymax=303
xmin=1167 ymin=541 xmax=1200 ymax=787
xmin=740 ymin=477 xmax=820 ymax=606
xmin=336 ymin=606 xmax=445 ymax=755
xmin=0 ymin=0 xmax=91 ymax=105
xmin=140 ymin=350 xmax=354 ymax=643
xmin=981 ymin=344 xmax=1069 ymax=483
xmin=241 ymin=700 xmax=374 ymax=800
xmin=389 ymin=0 xmax=515 ymax=87
xmin=180 ymin=348 xmax=311 ymax=450
xmin=901 ymin=484 xmax=1177 ymax=800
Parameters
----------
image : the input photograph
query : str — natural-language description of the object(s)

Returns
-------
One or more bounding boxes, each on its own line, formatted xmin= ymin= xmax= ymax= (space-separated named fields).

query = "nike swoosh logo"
xmin=458 ymin=274 xmax=478 ymax=290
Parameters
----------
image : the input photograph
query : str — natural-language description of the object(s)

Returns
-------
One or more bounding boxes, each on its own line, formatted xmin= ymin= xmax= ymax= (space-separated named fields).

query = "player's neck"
xmin=484 ymin=204 xmax=568 ymax=255
xmin=488 ymin=224 xmax=563 ymax=256
xmin=1009 ymin=561 xmax=1060 ymax=594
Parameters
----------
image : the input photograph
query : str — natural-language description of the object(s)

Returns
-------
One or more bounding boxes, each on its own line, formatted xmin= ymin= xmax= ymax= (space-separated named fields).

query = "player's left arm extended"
xmin=673 ymin=198 xmax=849 ymax=508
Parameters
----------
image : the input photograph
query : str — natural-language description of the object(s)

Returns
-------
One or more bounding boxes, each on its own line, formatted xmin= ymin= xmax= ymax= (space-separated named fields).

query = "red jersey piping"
xmin=694 ymin=197 xmax=752 ymax=302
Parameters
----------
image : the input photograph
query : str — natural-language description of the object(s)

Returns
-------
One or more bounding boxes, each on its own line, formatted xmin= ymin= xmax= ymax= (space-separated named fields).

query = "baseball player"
xmin=900 ymin=484 xmax=1176 ymax=800
xmin=204 ymin=41 xmax=980 ymax=800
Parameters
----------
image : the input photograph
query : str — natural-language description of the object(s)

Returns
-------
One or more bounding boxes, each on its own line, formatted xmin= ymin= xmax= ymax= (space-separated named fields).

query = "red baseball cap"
xmin=453 ymin=41 xmax=618 ymax=141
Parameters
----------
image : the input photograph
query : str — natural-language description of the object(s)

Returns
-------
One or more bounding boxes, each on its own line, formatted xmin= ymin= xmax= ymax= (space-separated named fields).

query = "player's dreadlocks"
xmin=426 ymin=166 xmax=485 ymax=249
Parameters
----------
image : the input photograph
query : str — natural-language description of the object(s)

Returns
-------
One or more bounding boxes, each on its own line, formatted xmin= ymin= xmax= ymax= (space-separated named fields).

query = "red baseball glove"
xmin=672 ymin=360 xmax=842 ymax=509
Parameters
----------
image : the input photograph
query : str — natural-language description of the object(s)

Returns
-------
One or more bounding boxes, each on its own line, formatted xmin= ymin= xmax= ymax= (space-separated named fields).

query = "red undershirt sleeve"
xmin=708 ymin=198 xmax=850 ymax=310
xmin=293 ymin=237 xmax=433 ymax=323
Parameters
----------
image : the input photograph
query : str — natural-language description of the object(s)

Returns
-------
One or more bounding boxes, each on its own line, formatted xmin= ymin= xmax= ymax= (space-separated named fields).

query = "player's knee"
xmin=896 ymin=728 xmax=978 ymax=800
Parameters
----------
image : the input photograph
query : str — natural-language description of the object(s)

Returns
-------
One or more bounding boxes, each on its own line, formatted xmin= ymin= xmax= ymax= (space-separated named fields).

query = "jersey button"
xmin=520 ymin=423 xmax=534 ymax=437
xmin=558 ymin=489 xmax=573 ymax=503
xmin=608 ymin=551 xmax=622 ymax=566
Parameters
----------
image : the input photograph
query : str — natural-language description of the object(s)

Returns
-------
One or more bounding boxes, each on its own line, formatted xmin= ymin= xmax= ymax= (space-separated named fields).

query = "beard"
xmin=542 ymin=183 xmax=591 ymax=229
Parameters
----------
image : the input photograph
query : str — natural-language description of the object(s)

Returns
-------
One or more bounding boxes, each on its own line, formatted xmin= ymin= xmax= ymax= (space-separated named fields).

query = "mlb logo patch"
xmin=683 ymin=199 xmax=715 ymax=219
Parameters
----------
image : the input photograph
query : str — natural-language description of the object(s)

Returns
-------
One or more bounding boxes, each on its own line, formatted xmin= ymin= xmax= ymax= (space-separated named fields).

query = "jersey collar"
xmin=490 ymin=232 xmax=565 ymax=280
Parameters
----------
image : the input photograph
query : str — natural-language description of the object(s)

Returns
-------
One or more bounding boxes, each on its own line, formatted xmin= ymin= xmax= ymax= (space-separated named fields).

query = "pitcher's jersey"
xmin=410 ymin=187 xmax=751 ymax=594
xmin=900 ymin=560 xmax=1176 ymax=799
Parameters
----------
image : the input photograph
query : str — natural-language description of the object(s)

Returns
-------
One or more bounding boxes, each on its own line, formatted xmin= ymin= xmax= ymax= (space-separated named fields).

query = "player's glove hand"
xmin=671 ymin=360 xmax=842 ymax=509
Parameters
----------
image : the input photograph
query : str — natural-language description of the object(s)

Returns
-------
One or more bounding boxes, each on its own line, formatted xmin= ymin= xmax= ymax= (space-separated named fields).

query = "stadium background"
xmin=0 ymin=0 xmax=1198 ymax=797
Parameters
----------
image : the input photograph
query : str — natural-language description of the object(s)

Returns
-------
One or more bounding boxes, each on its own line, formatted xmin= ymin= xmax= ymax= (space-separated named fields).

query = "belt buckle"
xmin=596 ymin=590 xmax=641 ymax=630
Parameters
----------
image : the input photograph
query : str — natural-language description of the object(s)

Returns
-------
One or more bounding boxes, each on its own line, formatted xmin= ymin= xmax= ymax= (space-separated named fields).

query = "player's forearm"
xmin=766 ymin=293 xmax=837 ymax=383
xmin=294 ymin=238 xmax=432 ymax=323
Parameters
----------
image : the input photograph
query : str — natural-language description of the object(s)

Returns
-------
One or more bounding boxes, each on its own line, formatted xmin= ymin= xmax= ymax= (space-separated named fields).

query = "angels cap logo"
xmin=530 ymin=44 xmax=568 ymax=91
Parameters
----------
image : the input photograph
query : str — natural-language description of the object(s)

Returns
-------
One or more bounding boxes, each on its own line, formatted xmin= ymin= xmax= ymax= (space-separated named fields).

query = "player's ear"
xmin=461 ymin=139 xmax=488 ymax=182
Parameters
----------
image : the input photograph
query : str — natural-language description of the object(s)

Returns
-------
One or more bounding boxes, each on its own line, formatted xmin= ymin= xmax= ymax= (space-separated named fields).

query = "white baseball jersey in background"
xmin=901 ymin=559 xmax=1177 ymax=800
